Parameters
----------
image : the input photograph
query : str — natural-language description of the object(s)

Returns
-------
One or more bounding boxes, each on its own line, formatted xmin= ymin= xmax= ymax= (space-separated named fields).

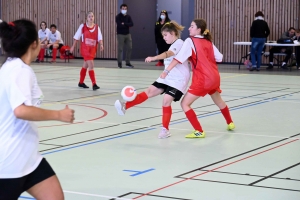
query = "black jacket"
xmin=116 ymin=13 xmax=134 ymax=35
xmin=155 ymin=20 xmax=170 ymax=44
xmin=250 ymin=19 xmax=270 ymax=38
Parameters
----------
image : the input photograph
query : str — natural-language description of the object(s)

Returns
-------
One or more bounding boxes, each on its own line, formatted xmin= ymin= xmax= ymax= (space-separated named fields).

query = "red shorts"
xmin=188 ymin=83 xmax=222 ymax=97
xmin=81 ymin=46 xmax=96 ymax=61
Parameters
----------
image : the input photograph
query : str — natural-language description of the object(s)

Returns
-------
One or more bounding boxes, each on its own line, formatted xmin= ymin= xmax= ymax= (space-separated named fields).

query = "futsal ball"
xmin=121 ymin=86 xmax=137 ymax=102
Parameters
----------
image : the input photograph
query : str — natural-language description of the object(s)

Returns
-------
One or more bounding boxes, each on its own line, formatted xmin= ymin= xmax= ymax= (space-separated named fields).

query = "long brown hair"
xmin=193 ymin=18 xmax=212 ymax=42
xmin=161 ymin=20 xmax=184 ymax=38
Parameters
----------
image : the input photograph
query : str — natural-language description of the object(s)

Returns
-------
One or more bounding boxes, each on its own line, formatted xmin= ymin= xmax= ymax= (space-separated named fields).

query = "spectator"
xmin=116 ymin=3 xmax=134 ymax=68
xmin=267 ymin=27 xmax=295 ymax=70
xmin=154 ymin=10 xmax=171 ymax=66
xmin=47 ymin=24 xmax=64 ymax=63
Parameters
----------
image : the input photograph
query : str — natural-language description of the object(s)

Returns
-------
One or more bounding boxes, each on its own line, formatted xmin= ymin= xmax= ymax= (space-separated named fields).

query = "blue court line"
xmin=41 ymin=96 xmax=284 ymax=156
xmin=123 ymin=168 xmax=155 ymax=176
xmin=42 ymin=127 xmax=156 ymax=155
xmin=19 ymin=196 xmax=35 ymax=199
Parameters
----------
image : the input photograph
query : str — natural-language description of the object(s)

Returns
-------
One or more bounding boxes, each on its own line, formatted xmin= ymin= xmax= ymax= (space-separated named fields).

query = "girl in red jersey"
xmin=160 ymin=18 xmax=235 ymax=138
xmin=70 ymin=11 xmax=104 ymax=91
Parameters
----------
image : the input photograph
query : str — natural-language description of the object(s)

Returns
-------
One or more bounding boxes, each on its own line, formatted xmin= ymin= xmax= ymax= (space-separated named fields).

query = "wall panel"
xmin=1 ymin=0 xmax=118 ymax=59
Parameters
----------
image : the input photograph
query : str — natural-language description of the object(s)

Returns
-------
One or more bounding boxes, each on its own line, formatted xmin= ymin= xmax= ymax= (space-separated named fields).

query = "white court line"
xmin=63 ymin=190 xmax=132 ymax=200
xmin=74 ymin=120 xmax=299 ymax=140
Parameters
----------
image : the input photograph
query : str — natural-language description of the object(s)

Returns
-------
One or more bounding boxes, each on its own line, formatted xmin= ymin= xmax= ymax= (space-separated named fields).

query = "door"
xmin=123 ymin=0 xmax=157 ymax=59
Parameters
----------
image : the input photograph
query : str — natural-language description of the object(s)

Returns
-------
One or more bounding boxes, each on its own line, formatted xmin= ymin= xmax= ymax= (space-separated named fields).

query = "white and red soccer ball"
xmin=121 ymin=86 xmax=137 ymax=102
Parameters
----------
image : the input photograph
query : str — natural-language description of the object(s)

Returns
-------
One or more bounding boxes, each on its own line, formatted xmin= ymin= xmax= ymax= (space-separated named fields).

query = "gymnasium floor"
xmin=13 ymin=58 xmax=300 ymax=200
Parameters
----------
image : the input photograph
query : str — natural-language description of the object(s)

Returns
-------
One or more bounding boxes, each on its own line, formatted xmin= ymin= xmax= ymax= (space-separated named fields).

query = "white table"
xmin=233 ymin=41 xmax=300 ymax=69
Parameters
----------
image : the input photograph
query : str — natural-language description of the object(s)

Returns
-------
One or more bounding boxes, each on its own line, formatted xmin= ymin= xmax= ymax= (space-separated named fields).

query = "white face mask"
xmin=121 ymin=10 xmax=127 ymax=15
xmin=160 ymin=15 xmax=166 ymax=20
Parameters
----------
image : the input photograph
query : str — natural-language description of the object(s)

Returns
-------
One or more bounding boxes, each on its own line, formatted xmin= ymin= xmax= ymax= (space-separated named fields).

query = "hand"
xmin=100 ymin=45 xmax=104 ymax=51
xmin=160 ymin=71 xmax=168 ymax=79
xmin=70 ymin=46 xmax=74 ymax=54
xmin=58 ymin=105 xmax=75 ymax=123
xmin=121 ymin=22 xmax=124 ymax=25
xmin=47 ymin=44 xmax=52 ymax=48
xmin=145 ymin=56 xmax=155 ymax=63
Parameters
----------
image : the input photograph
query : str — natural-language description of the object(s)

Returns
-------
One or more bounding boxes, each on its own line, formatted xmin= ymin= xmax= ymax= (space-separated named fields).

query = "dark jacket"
xmin=116 ymin=13 xmax=134 ymax=35
xmin=155 ymin=20 xmax=170 ymax=44
xmin=250 ymin=19 xmax=270 ymax=38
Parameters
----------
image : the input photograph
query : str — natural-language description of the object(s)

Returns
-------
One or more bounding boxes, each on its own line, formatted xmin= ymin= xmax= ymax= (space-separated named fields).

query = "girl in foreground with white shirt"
xmin=70 ymin=11 xmax=104 ymax=91
xmin=0 ymin=19 xmax=74 ymax=200
xmin=160 ymin=18 xmax=235 ymax=139
xmin=115 ymin=21 xmax=190 ymax=139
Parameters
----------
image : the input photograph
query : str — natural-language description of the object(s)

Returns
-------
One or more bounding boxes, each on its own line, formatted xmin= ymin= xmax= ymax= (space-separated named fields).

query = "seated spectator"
xmin=36 ymin=21 xmax=51 ymax=62
xmin=47 ymin=24 xmax=64 ymax=63
xmin=294 ymin=29 xmax=300 ymax=69
xmin=267 ymin=27 xmax=295 ymax=70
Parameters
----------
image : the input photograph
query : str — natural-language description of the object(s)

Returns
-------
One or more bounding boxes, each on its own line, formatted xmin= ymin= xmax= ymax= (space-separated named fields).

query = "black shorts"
xmin=49 ymin=43 xmax=63 ymax=50
xmin=152 ymin=81 xmax=183 ymax=102
xmin=0 ymin=158 xmax=56 ymax=200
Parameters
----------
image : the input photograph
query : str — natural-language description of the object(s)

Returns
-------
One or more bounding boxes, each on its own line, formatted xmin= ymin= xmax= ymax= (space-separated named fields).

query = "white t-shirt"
xmin=49 ymin=30 xmax=64 ymax=44
xmin=38 ymin=28 xmax=51 ymax=41
xmin=156 ymin=39 xmax=190 ymax=93
xmin=73 ymin=24 xmax=103 ymax=42
xmin=175 ymin=35 xmax=223 ymax=64
xmin=0 ymin=58 xmax=43 ymax=178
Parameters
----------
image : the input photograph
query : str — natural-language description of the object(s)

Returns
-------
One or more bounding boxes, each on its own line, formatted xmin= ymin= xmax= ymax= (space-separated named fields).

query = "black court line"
xmin=109 ymin=192 xmax=192 ymax=200
xmin=39 ymin=143 xmax=64 ymax=147
xmin=194 ymin=169 xmax=300 ymax=182
xmin=175 ymin=133 xmax=300 ymax=178
xmin=249 ymin=162 xmax=300 ymax=185
xmin=177 ymin=178 xmax=300 ymax=192
xmin=39 ymin=89 xmax=298 ymax=152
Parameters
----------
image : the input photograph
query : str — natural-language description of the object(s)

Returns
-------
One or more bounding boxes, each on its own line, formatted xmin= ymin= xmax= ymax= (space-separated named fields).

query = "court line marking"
xmin=132 ymin=139 xmax=299 ymax=199
xmin=63 ymin=190 xmax=132 ymax=200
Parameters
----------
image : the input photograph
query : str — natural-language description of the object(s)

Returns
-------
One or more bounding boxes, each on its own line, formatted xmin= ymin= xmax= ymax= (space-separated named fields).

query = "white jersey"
xmin=0 ymin=58 xmax=43 ymax=178
xmin=38 ymin=28 xmax=51 ymax=41
xmin=73 ymin=23 xmax=103 ymax=42
xmin=175 ymin=35 xmax=223 ymax=63
xmin=156 ymin=39 xmax=190 ymax=93
xmin=49 ymin=30 xmax=64 ymax=44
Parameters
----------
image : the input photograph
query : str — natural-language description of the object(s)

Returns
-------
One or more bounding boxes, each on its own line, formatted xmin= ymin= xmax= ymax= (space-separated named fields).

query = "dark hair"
xmin=50 ymin=24 xmax=56 ymax=29
xmin=40 ymin=21 xmax=47 ymax=29
xmin=289 ymin=27 xmax=295 ymax=31
xmin=161 ymin=20 xmax=184 ymax=38
xmin=255 ymin=11 xmax=264 ymax=17
xmin=193 ymin=18 xmax=213 ymax=42
xmin=0 ymin=19 xmax=38 ymax=58
xmin=120 ymin=4 xmax=127 ymax=9
xmin=157 ymin=10 xmax=171 ymax=22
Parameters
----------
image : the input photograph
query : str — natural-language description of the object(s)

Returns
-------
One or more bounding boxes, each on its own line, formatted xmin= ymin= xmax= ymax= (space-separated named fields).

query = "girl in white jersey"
xmin=0 ymin=19 xmax=74 ymax=200
xmin=115 ymin=21 xmax=190 ymax=139
xmin=36 ymin=21 xmax=51 ymax=62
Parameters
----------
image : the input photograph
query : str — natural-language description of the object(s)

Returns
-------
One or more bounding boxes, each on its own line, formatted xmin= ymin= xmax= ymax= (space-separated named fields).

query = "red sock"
xmin=40 ymin=48 xmax=45 ymax=61
xmin=125 ymin=92 xmax=148 ymax=109
xmin=79 ymin=68 xmax=87 ymax=83
xmin=37 ymin=49 xmax=42 ymax=60
xmin=162 ymin=106 xmax=172 ymax=130
xmin=52 ymin=48 xmax=57 ymax=61
xmin=88 ymin=70 xmax=96 ymax=85
xmin=185 ymin=109 xmax=203 ymax=132
xmin=220 ymin=105 xmax=233 ymax=124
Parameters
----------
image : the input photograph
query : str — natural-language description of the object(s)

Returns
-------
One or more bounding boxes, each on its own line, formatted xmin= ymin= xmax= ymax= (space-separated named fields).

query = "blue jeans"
xmin=250 ymin=37 xmax=266 ymax=68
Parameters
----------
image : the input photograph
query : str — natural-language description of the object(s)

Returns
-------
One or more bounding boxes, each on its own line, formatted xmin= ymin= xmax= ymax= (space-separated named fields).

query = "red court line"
xmin=133 ymin=138 xmax=299 ymax=199
xmin=38 ymin=104 xmax=107 ymax=128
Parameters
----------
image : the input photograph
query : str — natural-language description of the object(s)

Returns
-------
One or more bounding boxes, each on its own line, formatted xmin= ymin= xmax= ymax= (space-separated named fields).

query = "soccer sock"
xmin=185 ymin=109 xmax=203 ymax=132
xmin=162 ymin=106 xmax=172 ymax=130
xmin=125 ymin=92 xmax=148 ymax=110
xmin=79 ymin=68 xmax=87 ymax=84
xmin=40 ymin=48 xmax=45 ymax=61
xmin=220 ymin=105 xmax=233 ymax=124
xmin=88 ymin=70 xmax=96 ymax=85
xmin=52 ymin=48 xmax=57 ymax=61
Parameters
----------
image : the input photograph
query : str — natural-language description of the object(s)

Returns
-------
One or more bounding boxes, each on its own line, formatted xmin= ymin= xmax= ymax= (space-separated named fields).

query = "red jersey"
xmin=80 ymin=23 xmax=98 ymax=60
xmin=188 ymin=37 xmax=221 ymax=96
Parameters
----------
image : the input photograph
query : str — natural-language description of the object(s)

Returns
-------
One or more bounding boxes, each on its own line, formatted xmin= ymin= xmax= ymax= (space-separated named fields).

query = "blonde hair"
xmin=193 ymin=18 xmax=213 ymax=42
xmin=161 ymin=20 xmax=184 ymax=38
xmin=86 ymin=11 xmax=94 ymax=21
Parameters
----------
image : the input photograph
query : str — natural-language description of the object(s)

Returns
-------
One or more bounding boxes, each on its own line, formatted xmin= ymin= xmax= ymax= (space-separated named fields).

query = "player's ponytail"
xmin=193 ymin=18 xmax=213 ymax=42
xmin=161 ymin=20 xmax=184 ymax=38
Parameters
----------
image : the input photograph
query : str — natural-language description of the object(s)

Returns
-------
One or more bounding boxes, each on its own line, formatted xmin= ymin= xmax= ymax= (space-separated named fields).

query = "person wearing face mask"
xmin=116 ymin=3 xmax=134 ymax=68
xmin=155 ymin=10 xmax=171 ymax=66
